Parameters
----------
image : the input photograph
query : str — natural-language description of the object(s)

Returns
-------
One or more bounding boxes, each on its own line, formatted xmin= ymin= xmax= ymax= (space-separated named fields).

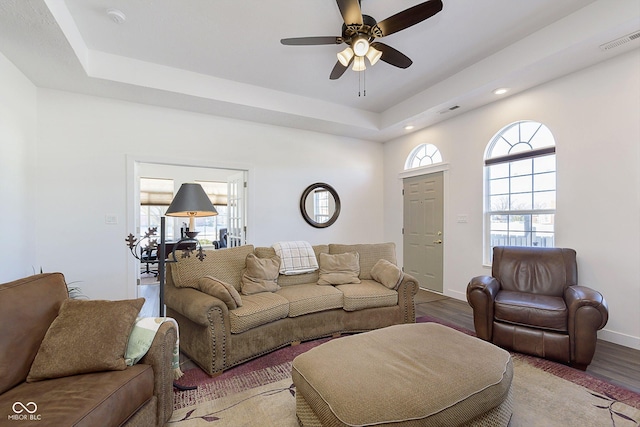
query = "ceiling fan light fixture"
xmin=352 ymin=36 xmax=370 ymax=57
xmin=337 ymin=47 xmax=355 ymax=67
xmin=352 ymin=56 xmax=366 ymax=71
xmin=365 ymin=46 xmax=382 ymax=66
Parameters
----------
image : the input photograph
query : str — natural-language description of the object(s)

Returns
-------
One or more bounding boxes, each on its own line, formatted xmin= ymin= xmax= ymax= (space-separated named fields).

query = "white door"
xmin=403 ymin=172 xmax=444 ymax=292
xmin=227 ymin=171 xmax=247 ymax=247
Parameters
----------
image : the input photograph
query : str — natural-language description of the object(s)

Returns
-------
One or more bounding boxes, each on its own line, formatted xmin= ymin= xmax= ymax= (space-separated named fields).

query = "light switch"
xmin=105 ymin=214 xmax=118 ymax=225
xmin=457 ymin=214 xmax=468 ymax=223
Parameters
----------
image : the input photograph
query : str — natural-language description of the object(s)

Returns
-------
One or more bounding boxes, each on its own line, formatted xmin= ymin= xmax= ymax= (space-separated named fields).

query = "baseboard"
xmin=598 ymin=328 xmax=640 ymax=350
xmin=418 ymin=286 xmax=444 ymax=294
xmin=445 ymin=289 xmax=466 ymax=301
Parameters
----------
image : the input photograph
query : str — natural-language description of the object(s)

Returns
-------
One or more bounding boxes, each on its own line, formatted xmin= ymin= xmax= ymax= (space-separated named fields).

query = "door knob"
xmin=433 ymin=239 xmax=442 ymax=244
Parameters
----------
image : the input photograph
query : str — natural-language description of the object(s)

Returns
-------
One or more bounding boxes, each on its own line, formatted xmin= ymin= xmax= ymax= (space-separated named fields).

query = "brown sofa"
xmin=466 ymin=246 xmax=608 ymax=370
xmin=0 ymin=273 xmax=176 ymax=426
xmin=165 ymin=242 xmax=419 ymax=376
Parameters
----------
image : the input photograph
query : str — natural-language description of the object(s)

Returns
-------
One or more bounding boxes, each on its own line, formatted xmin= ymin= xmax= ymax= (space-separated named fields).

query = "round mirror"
xmin=300 ymin=183 xmax=341 ymax=228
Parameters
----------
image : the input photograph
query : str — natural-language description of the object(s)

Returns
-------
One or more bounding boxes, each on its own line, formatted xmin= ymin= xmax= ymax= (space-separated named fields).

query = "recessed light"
xmin=106 ymin=8 xmax=126 ymax=24
xmin=403 ymin=125 xmax=415 ymax=131
xmin=493 ymin=88 xmax=509 ymax=95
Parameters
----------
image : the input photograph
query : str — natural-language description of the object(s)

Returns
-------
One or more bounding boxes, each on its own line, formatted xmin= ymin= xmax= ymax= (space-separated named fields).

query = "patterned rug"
xmin=170 ymin=317 xmax=640 ymax=426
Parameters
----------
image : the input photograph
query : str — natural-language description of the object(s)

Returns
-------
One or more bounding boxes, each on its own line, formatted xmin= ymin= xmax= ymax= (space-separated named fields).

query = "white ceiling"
xmin=1 ymin=0 xmax=638 ymax=142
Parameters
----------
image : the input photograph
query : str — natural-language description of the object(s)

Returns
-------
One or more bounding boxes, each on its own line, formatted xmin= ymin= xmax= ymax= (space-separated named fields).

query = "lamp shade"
xmin=165 ymin=183 xmax=218 ymax=218
xmin=352 ymin=56 xmax=366 ymax=71
xmin=337 ymin=47 xmax=354 ymax=67
xmin=365 ymin=46 xmax=382 ymax=66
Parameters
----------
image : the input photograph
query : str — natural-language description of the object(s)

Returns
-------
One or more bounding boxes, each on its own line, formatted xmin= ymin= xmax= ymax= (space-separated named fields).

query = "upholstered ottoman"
xmin=292 ymin=323 xmax=513 ymax=426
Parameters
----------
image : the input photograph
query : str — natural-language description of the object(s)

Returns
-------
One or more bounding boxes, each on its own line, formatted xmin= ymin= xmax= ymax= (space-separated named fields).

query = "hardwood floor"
xmin=151 ymin=278 xmax=639 ymax=393
xmin=415 ymin=289 xmax=640 ymax=394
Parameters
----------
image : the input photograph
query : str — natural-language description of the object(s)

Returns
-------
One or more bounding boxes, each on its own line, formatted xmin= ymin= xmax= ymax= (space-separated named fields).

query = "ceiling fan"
xmin=281 ymin=0 xmax=443 ymax=80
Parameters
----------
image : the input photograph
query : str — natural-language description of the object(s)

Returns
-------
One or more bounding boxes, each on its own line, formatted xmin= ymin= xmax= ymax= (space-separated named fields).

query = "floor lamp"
xmin=161 ymin=183 xmax=218 ymax=316
xmin=126 ymin=183 xmax=216 ymax=391
xmin=127 ymin=183 xmax=217 ymax=316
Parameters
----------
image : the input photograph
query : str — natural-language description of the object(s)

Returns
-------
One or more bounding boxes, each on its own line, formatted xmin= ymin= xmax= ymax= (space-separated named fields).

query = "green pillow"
xmin=27 ymin=298 xmax=144 ymax=382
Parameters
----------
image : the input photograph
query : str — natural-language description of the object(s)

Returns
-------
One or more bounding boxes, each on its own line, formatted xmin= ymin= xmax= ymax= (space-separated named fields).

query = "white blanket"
xmin=125 ymin=317 xmax=183 ymax=379
xmin=273 ymin=241 xmax=319 ymax=275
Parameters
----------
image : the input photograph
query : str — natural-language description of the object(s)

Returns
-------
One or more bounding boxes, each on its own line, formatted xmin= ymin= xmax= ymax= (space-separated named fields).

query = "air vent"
xmin=439 ymin=105 xmax=460 ymax=114
xmin=599 ymin=31 xmax=640 ymax=51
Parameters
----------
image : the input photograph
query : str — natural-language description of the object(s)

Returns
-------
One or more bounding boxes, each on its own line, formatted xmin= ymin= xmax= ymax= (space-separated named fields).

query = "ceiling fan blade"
xmin=336 ymin=0 xmax=363 ymax=27
xmin=281 ymin=36 xmax=342 ymax=46
xmin=373 ymin=0 xmax=443 ymax=37
xmin=371 ymin=42 xmax=413 ymax=68
xmin=330 ymin=59 xmax=351 ymax=80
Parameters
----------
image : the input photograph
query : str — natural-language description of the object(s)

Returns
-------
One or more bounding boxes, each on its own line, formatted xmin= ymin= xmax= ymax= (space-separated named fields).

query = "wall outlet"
xmin=105 ymin=214 xmax=118 ymax=225
xmin=456 ymin=214 xmax=469 ymax=223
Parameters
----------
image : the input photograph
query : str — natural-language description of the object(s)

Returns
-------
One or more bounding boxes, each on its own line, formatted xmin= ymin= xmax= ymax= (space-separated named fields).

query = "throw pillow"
xmin=370 ymin=259 xmax=403 ymax=289
xmin=317 ymin=252 xmax=361 ymax=285
xmin=27 ymin=298 xmax=144 ymax=382
xmin=198 ymin=276 xmax=243 ymax=309
xmin=240 ymin=253 xmax=281 ymax=295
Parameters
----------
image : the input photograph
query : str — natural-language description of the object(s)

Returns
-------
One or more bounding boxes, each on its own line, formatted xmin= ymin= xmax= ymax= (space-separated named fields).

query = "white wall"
xmin=34 ymin=89 xmax=384 ymax=300
xmin=383 ymin=49 xmax=640 ymax=349
xmin=0 ymin=52 xmax=37 ymax=282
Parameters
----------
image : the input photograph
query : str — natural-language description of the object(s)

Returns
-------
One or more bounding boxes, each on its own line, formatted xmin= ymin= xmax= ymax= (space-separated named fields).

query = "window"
xmin=405 ymin=143 xmax=443 ymax=169
xmin=484 ymin=121 xmax=556 ymax=262
xmin=313 ymin=189 xmax=330 ymax=223
xmin=195 ymin=181 xmax=228 ymax=246
xmin=140 ymin=177 xmax=174 ymax=238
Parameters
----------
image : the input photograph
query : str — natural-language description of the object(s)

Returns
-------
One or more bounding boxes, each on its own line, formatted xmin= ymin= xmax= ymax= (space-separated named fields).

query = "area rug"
xmin=170 ymin=318 xmax=640 ymax=426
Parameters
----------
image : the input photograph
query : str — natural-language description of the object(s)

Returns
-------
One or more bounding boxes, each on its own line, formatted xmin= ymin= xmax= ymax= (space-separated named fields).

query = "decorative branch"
xmin=126 ymin=227 xmax=207 ymax=264
xmin=126 ymin=227 xmax=159 ymax=260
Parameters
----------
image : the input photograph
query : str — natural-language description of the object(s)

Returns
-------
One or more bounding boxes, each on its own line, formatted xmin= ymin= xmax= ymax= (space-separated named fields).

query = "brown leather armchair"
xmin=466 ymin=246 xmax=608 ymax=370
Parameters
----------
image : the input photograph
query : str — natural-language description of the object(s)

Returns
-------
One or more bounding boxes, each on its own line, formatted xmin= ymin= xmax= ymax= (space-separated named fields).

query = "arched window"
xmin=484 ymin=121 xmax=556 ymax=262
xmin=405 ymin=143 xmax=443 ymax=170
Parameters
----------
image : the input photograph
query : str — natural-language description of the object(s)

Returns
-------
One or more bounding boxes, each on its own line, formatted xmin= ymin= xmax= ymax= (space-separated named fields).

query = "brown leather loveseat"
xmin=0 ymin=273 xmax=176 ymax=426
xmin=467 ymin=246 xmax=608 ymax=370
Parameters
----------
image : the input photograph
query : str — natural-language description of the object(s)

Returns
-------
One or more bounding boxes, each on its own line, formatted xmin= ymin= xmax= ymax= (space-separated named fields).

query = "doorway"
xmin=403 ymin=172 xmax=444 ymax=293
xmin=131 ymin=161 xmax=248 ymax=316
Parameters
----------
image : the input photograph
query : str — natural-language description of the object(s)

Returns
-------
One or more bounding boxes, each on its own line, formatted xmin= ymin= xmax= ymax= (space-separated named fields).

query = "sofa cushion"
xmin=370 ymin=259 xmax=403 ymax=289
xmin=1 ymin=364 xmax=153 ymax=427
xmin=255 ymin=245 xmax=329 ymax=286
xmin=171 ymin=245 xmax=255 ymax=291
xmin=336 ymin=280 xmax=398 ymax=311
xmin=276 ymin=284 xmax=344 ymax=317
xmin=329 ymin=243 xmax=397 ymax=280
xmin=198 ymin=276 xmax=243 ymax=309
xmin=495 ymin=290 xmax=568 ymax=332
xmin=229 ymin=292 xmax=290 ymax=334
xmin=317 ymin=252 xmax=361 ymax=285
xmin=27 ymin=298 xmax=144 ymax=382
xmin=241 ymin=254 xmax=281 ymax=295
